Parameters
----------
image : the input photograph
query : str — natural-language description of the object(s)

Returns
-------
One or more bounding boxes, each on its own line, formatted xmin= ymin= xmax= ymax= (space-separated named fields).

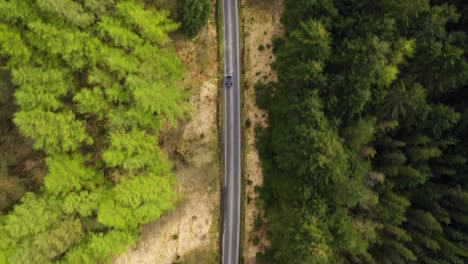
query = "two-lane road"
xmin=222 ymin=0 xmax=241 ymax=263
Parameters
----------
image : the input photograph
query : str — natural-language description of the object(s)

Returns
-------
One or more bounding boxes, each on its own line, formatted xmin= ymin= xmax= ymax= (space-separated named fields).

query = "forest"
xmin=0 ymin=0 xmax=215 ymax=262
xmin=259 ymin=0 xmax=468 ymax=263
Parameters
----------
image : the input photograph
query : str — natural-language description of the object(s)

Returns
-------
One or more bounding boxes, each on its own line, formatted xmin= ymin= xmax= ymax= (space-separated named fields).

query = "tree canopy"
xmin=261 ymin=0 xmax=468 ymax=263
xmin=0 ymin=0 xmax=186 ymax=262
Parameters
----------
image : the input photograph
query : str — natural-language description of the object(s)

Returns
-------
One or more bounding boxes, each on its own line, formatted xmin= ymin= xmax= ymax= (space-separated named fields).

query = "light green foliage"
xmin=0 ymin=0 xmax=186 ymax=261
xmin=116 ymin=1 xmax=179 ymax=45
xmin=44 ymin=154 xmax=103 ymax=196
xmin=98 ymin=46 xmax=139 ymax=77
xmin=97 ymin=16 xmax=143 ymax=49
xmin=14 ymin=110 xmax=92 ymax=154
xmin=107 ymin=107 xmax=164 ymax=130
xmin=8 ymin=219 xmax=83 ymax=264
xmin=26 ymin=20 xmax=96 ymax=69
xmin=98 ymin=175 xmax=176 ymax=229
xmin=87 ymin=67 xmax=114 ymax=88
xmin=126 ymin=75 xmax=185 ymax=125
xmin=73 ymin=87 xmax=108 ymax=118
xmin=0 ymin=24 xmax=31 ymax=69
xmin=36 ymin=0 xmax=95 ymax=28
xmin=61 ymin=191 xmax=103 ymax=217
xmin=80 ymin=0 xmax=114 ymax=15
xmin=103 ymin=129 xmax=171 ymax=173
xmin=132 ymin=44 xmax=184 ymax=81
xmin=64 ymin=230 xmax=138 ymax=264
xmin=180 ymin=0 xmax=212 ymax=36
xmin=12 ymin=66 xmax=70 ymax=111
xmin=3 ymin=193 xmax=60 ymax=241
xmin=0 ymin=0 xmax=39 ymax=25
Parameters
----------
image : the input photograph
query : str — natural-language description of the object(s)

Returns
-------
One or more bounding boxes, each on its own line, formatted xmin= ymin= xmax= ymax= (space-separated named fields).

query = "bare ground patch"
xmin=114 ymin=1 xmax=221 ymax=263
xmin=241 ymin=0 xmax=284 ymax=263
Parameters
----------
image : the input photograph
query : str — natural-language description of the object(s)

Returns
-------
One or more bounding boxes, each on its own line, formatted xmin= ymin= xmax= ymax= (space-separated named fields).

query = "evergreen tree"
xmin=0 ymin=0 xmax=187 ymax=261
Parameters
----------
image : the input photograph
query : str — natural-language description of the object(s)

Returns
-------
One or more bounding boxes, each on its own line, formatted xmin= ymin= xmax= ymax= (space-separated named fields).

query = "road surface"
xmin=222 ymin=0 xmax=241 ymax=263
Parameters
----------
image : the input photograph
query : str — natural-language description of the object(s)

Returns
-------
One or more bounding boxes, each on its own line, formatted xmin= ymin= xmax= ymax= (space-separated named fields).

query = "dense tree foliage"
xmin=0 ymin=0 xmax=186 ymax=262
xmin=261 ymin=0 xmax=468 ymax=263
xmin=180 ymin=0 xmax=212 ymax=36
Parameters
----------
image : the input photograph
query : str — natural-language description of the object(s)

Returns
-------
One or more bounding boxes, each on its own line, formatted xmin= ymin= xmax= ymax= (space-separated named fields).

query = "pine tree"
xmin=3 ymin=193 xmax=61 ymax=242
xmin=8 ymin=219 xmax=83 ymax=264
xmin=0 ymin=24 xmax=31 ymax=69
xmin=44 ymin=154 xmax=103 ymax=196
xmin=0 ymin=0 xmax=186 ymax=262
xmin=97 ymin=16 xmax=143 ymax=50
xmin=73 ymin=87 xmax=108 ymax=119
xmin=12 ymin=66 xmax=70 ymax=111
xmin=97 ymin=174 xmax=176 ymax=229
xmin=14 ymin=110 xmax=92 ymax=154
xmin=102 ymin=129 xmax=171 ymax=173
xmin=63 ymin=230 xmax=138 ymax=264
xmin=36 ymin=0 xmax=95 ymax=28
xmin=116 ymin=1 xmax=179 ymax=45
xmin=407 ymin=209 xmax=443 ymax=234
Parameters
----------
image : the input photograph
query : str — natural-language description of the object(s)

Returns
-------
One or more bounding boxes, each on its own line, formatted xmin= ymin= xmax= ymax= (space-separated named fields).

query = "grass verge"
xmin=238 ymin=0 xmax=247 ymax=263
xmin=216 ymin=0 xmax=225 ymax=262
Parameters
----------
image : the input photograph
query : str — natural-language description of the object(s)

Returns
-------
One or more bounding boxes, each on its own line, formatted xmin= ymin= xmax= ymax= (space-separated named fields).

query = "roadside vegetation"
xmin=0 ymin=0 xmax=214 ymax=262
xmin=180 ymin=0 xmax=212 ymax=37
xmin=259 ymin=0 xmax=468 ymax=263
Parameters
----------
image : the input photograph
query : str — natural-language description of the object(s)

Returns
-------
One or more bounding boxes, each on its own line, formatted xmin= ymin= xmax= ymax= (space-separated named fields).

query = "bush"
xmin=180 ymin=0 xmax=212 ymax=36
xmin=246 ymin=118 xmax=252 ymax=129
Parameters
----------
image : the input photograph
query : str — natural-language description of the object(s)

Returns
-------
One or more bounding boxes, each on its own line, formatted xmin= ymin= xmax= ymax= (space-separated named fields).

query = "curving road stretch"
xmin=222 ymin=0 xmax=241 ymax=263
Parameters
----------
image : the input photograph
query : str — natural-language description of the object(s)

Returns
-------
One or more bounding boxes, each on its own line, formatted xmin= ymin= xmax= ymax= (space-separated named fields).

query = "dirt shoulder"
xmin=240 ymin=0 xmax=284 ymax=263
xmin=114 ymin=1 xmax=221 ymax=263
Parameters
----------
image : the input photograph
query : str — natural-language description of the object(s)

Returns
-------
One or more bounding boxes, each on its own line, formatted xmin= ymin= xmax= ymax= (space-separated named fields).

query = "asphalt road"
xmin=222 ymin=0 xmax=241 ymax=263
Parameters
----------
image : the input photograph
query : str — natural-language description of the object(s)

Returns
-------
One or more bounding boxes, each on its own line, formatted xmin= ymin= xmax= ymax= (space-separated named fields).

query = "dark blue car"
xmin=226 ymin=75 xmax=233 ymax=88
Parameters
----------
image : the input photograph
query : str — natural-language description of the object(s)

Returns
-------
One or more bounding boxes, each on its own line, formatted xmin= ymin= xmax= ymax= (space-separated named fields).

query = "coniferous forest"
xmin=1 ymin=0 xmax=468 ymax=263
xmin=0 ymin=0 xmax=188 ymax=262
xmin=260 ymin=0 xmax=468 ymax=263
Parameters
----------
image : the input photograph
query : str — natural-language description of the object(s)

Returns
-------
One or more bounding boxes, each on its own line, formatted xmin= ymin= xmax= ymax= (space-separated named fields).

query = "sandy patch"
xmin=241 ymin=0 xmax=284 ymax=263
xmin=114 ymin=1 xmax=221 ymax=263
